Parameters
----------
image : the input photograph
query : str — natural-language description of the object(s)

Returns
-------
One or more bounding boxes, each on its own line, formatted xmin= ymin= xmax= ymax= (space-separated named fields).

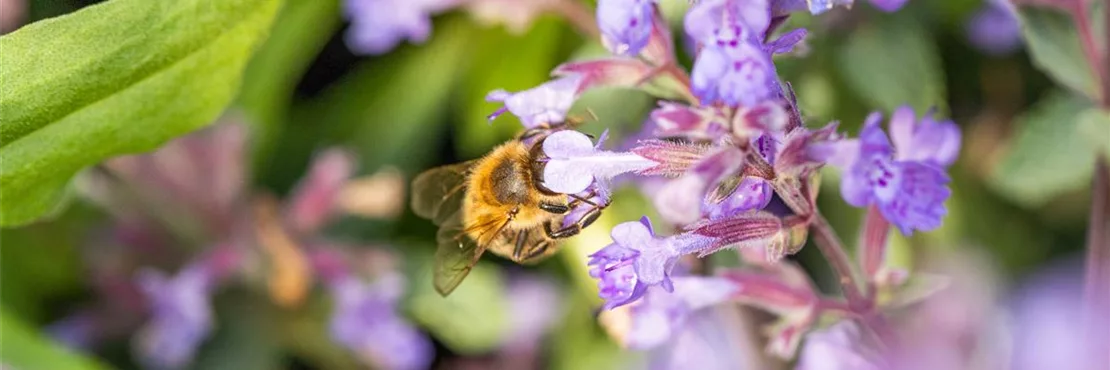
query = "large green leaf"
xmin=0 ymin=308 xmax=108 ymax=370
xmin=1016 ymin=5 xmax=1101 ymax=100
xmin=0 ymin=0 xmax=281 ymax=227
xmin=988 ymin=93 xmax=1098 ymax=206
xmin=837 ymin=16 xmax=947 ymax=112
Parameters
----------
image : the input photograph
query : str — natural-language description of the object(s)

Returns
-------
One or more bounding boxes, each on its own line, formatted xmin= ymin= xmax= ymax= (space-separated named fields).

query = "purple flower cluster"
xmin=56 ymin=119 xmax=431 ymax=369
xmin=480 ymin=0 xmax=960 ymax=359
xmin=343 ymin=0 xmax=458 ymax=55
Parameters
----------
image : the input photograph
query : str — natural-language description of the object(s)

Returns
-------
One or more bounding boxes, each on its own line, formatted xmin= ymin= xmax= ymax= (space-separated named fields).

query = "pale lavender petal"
xmin=796 ymin=321 xmax=883 ymax=370
xmin=654 ymin=176 xmax=708 ymax=225
xmin=543 ymin=130 xmax=595 ymax=158
xmin=489 ymin=76 xmax=583 ymax=128
xmin=542 ymin=131 xmax=657 ymax=194
xmin=505 ymin=276 xmax=562 ymax=349
xmin=888 ymin=105 xmax=917 ymax=153
xmin=133 ymin=264 xmax=215 ymax=369
xmin=611 ymin=219 xmax=656 ymax=247
xmin=766 ymin=28 xmax=807 ymax=54
xmin=344 ymin=0 xmax=436 ymax=55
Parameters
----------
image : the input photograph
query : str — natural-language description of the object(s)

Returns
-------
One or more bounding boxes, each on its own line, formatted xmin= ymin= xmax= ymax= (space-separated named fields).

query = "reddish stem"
xmin=1070 ymin=0 xmax=1109 ymax=106
xmin=810 ymin=213 xmax=868 ymax=309
xmin=860 ymin=205 xmax=890 ymax=298
xmin=1084 ymin=156 xmax=1110 ymax=347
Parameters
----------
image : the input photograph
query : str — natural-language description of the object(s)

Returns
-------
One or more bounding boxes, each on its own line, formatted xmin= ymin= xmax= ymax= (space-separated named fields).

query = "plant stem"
xmin=1084 ymin=155 xmax=1109 ymax=332
xmin=1071 ymin=0 xmax=1109 ymax=106
xmin=810 ymin=213 xmax=867 ymax=309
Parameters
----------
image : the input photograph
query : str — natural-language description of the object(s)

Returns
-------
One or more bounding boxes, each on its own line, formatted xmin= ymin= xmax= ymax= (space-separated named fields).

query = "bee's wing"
xmin=433 ymin=210 xmax=488 ymax=296
xmin=412 ymin=161 xmax=474 ymax=226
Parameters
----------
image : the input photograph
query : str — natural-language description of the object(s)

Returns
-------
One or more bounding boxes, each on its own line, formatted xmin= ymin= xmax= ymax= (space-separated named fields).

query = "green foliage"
xmin=1077 ymin=108 xmax=1110 ymax=159
xmin=0 ymin=309 xmax=108 ymax=370
xmin=989 ymin=92 xmax=1098 ymax=207
xmin=237 ymin=0 xmax=341 ymax=166
xmin=408 ymin=253 xmax=510 ymax=354
xmin=457 ymin=20 xmax=569 ymax=158
xmin=0 ymin=0 xmax=281 ymax=227
xmin=837 ymin=15 xmax=947 ymax=113
xmin=1017 ymin=6 xmax=1101 ymax=101
xmin=192 ymin=291 xmax=285 ymax=370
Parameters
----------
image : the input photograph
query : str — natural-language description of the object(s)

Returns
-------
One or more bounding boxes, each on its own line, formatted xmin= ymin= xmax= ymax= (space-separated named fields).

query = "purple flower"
xmin=618 ymin=276 xmax=737 ymax=349
xmin=966 ymin=0 xmax=1021 ymax=55
xmin=327 ymin=273 xmax=433 ymax=370
xmin=487 ymin=76 xmax=584 ymax=128
xmin=703 ymin=177 xmax=772 ymax=219
xmin=541 ymin=130 xmax=658 ymax=194
xmin=503 ymin=276 xmax=562 ymax=352
xmin=133 ymin=252 xmax=236 ymax=369
xmin=685 ymin=0 xmax=802 ymax=107
xmin=589 ymin=217 xmax=715 ymax=309
xmin=597 ymin=0 xmax=656 ymax=56
xmin=652 ymin=146 xmax=745 ymax=225
xmin=822 ymin=110 xmax=955 ymax=235
xmin=887 ymin=106 xmax=961 ymax=166
xmin=796 ymin=321 xmax=884 ymax=370
xmin=868 ymin=0 xmax=909 ymax=12
xmin=343 ymin=0 xmax=456 ymax=55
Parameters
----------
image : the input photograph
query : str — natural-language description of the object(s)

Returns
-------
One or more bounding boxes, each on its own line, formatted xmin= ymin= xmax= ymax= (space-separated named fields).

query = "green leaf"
xmin=837 ymin=16 xmax=946 ymax=112
xmin=408 ymin=254 xmax=509 ymax=354
xmin=191 ymin=290 xmax=284 ymax=370
xmin=1077 ymin=108 xmax=1110 ymax=159
xmin=1017 ymin=6 xmax=1101 ymax=100
xmin=286 ymin=17 xmax=474 ymax=174
xmin=988 ymin=92 xmax=1098 ymax=206
xmin=0 ymin=308 xmax=108 ymax=370
xmin=0 ymin=0 xmax=281 ymax=227
xmin=236 ymin=0 xmax=340 ymax=167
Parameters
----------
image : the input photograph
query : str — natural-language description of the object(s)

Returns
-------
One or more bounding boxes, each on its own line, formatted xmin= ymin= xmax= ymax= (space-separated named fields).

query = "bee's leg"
xmin=521 ymin=240 xmax=552 ymax=261
xmin=511 ymin=229 xmax=530 ymax=261
xmin=539 ymin=202 xmax=570 ymax=214
xmin=517 ymin=124 xmax=553 ymax=141
xmin=544 ymin=207 xmax=604 ymax=239
xmin=567 ymin=191 xmax=599 ymax=207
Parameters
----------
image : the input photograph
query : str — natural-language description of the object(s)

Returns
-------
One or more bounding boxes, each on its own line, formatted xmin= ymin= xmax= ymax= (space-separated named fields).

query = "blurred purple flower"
xmin=796 ymin=321 xmax=884 ymax=370
xmin=619 ymin=276 xmax=737 ymax=349
xmin=285 ymin=149 xmax=357 ymax=234
xmin=1010 ymin=259 xmax=1103 ymax=370
xmin=967 ymin=0 xmax=1021 ymax=55
xmin=327 ymin=272 xmax=433 ymax=370
xmin=820 ymin=110 xmax=954 ymax=235
xmin=542 ymin=130 xmax=658 ymax=194
xmin=487 ymin=76 xmax=584 ymax=128
xmin=867 ymin=0 xmax=909 ymax=12
xmin=597 ymin=0 xmax=656 ymax=56
xmin=133 ymin=250 xmax=238 ymax=369
xmin=343 ymin=0 xmax=457 ymax=55
xmin=645 ymin=306 xmax=757 ymax=370
xmin=503 ymin=276 xmax=563 ymax=353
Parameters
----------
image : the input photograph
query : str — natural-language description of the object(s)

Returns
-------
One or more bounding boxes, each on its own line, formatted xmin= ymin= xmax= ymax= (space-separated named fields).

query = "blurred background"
xmin=1 ymin=0 xmax=1104 ymax=369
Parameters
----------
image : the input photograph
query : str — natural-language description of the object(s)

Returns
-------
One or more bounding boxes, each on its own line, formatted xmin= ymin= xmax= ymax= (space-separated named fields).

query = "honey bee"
xmin=412 ymin=127 xmax=606 ymax=296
